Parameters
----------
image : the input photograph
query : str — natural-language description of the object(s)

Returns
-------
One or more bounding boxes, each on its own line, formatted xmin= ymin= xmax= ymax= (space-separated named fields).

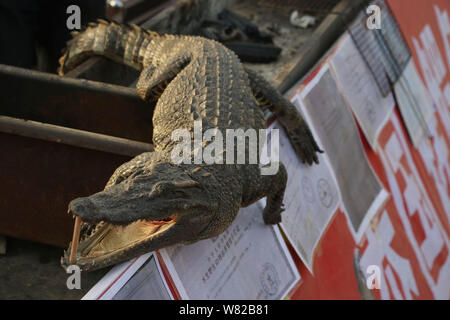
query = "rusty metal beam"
xmin=0 ymin=116 xmax=153 ymax=157
xmin=0 ymin=130 xmax=133 ymax=247
xmin=0 ymin=64 xmax=154 ymax=143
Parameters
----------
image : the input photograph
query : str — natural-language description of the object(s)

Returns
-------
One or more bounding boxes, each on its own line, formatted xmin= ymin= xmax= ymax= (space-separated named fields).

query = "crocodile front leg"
xmin=241 ymin=163 xmax=287 ymax=224
xmin=245 ymin=67 xmax=322 ymax=165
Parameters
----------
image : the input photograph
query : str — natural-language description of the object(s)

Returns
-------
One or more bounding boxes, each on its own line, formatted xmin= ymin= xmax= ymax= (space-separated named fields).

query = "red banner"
xmin=289 ymin=0 xmax=450 ymax=299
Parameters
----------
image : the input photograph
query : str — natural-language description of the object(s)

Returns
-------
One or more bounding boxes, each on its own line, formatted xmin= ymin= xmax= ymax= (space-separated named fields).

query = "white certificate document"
xmin=82 ymin=252 xmax=173 ymax=300
xmin=267 ymin=118 xmax=340 ymax=272
xmin=393 ymin=59 xmax=434 ymax=146
xmin=301 ymin=65 xmax=388 ymax=241
xmin=159 ymin=202 xmax=300 ymax=300
xmin=330 ymin=34 xmax=395 ymax=149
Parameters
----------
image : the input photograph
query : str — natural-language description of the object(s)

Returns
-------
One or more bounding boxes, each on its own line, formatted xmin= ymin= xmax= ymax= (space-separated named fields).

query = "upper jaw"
xmin=67 ymin=179 xmax=211 ymax=225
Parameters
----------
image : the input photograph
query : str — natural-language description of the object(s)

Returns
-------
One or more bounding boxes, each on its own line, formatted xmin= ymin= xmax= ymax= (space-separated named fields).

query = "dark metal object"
xmin=275 ymin=0 xmax=367 ymax=92
xmin=109 ymin=0 xmax=174 ymax=25
xmin=217 ymin=9 xmax=274 ymax=44
xmin=0 ymin=116 xmax=153 ymax=157
xmin=0 ymin=64 xmax=155 ymax=247
xmin=198 ymin=9 xmax=282 ymax=63
xmin=254 ymin=0 xmax=343 ymax=23
xmin=223 ymin=42 xmax=282 ymax=63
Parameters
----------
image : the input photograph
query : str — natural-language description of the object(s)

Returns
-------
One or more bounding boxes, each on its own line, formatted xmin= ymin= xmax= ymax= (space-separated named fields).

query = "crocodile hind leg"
xmin=136 ymin=55 xmax=191 ymax=101
xmin=241 ymin=163 xmax=287 ymax=224
xmin=244 ymin=67 xmax=322 ymax=165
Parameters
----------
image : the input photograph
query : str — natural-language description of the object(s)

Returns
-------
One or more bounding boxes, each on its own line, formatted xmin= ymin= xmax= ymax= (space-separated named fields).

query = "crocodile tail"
xmin=58 ymin=19 xmax=160 ymax=75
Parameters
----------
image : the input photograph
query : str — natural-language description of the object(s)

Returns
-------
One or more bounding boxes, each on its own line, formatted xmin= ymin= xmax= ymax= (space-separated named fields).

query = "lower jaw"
xmin=64 ymin=219 xmax=176 ymax=271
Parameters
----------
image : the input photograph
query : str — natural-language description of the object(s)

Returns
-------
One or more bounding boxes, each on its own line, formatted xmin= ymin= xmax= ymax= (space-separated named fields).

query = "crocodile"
xmin=59 ymin=20 xmax=322 ymax=272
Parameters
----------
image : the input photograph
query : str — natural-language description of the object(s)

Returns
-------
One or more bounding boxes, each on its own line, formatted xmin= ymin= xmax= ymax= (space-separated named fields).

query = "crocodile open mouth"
xmin=66 ymin=214 xmax=176 ymax=267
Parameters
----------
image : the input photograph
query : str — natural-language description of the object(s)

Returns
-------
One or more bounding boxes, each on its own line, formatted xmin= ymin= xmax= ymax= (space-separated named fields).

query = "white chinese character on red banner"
xmin=378 ymin=114 xmax=450 ymax=299
xmin=359 ymin=210 xmax=419 ymax=299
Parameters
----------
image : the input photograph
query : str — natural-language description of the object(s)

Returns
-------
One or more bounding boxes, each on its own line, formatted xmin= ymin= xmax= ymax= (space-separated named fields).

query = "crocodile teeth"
xmin=69 ymin=216 xmax=82 ymax=264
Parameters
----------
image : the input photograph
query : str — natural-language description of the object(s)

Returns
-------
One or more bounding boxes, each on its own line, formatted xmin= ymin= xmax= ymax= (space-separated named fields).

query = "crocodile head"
xmin=61 ymin=155 xmax=216 ymax=272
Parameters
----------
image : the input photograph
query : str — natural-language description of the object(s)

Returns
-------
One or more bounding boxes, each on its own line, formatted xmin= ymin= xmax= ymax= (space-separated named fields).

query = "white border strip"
xmin=158 ymin=248 xmax=191 ymax=300
xmin=82 ymin=252 xmax=173 ymax=300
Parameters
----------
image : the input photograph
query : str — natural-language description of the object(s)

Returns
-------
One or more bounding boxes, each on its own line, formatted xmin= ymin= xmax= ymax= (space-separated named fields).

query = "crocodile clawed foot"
xmin=263 ymin=206 xmax=284 ymax=225
xmin=289 ymin=126 xmax=323 ymax=166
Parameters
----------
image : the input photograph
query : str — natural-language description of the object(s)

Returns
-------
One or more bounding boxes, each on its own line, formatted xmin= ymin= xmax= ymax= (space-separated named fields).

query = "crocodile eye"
xmin=148 ymin=180 xmax=197 ymax=200
xmin=148 ymin=181 xmax=174 ymax=199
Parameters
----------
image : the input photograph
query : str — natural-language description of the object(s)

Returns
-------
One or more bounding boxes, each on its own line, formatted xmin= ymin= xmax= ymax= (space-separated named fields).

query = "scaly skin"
xmin=59 ymin=20 xmax=322 ymax=271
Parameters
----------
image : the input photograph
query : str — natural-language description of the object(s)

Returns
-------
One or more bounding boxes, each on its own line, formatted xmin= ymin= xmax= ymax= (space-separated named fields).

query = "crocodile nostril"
xmin=69 ymin=198 xmax=96 ymax=217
